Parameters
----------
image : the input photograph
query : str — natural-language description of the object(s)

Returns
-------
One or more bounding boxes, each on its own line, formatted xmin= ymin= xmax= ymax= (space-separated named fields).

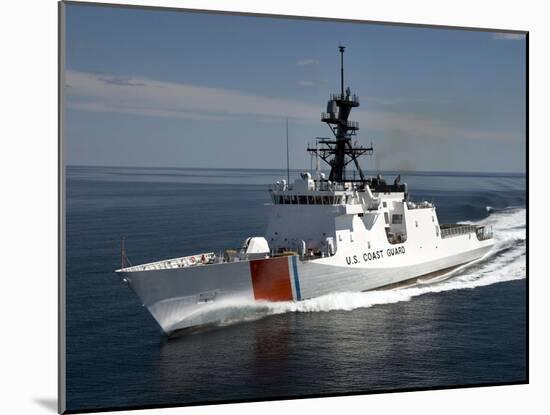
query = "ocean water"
xmin=65 ymin=166 xmax=527 ymax=412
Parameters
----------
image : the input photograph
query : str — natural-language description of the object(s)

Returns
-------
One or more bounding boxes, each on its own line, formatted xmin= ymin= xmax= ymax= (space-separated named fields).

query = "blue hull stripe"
xmin=291 ymin=256 xmax=302 ymax=301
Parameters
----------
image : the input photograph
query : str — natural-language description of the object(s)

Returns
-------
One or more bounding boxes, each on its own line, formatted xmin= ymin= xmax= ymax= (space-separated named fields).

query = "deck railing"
xmin=120 ymin=252 xmax=216 ymax=272
xmin=330 ymin=93 xmax=359 ymax=104
xmin=476 ymin=226 xmax=494 ymax=241
xmin=343 ymin=120 xmax=359 ymax=129
xmin=440 ymin=224 xmax=493 ymax=241
xmin=320 ymin=113 xmax=359 ymax=129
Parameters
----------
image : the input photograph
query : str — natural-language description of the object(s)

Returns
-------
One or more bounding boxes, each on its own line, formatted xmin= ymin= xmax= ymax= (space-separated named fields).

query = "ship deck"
xmin=117 ymin=252 xmax=216 ymax=273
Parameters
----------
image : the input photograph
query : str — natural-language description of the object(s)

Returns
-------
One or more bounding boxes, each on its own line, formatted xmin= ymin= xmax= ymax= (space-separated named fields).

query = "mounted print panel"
xmin=59 ymin=1 xmax=527 ymax=413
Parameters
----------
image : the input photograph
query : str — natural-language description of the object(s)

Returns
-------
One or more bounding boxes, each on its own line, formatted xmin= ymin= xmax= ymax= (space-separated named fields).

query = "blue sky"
xmin=64 ymin=3 xmax=526 ymax=173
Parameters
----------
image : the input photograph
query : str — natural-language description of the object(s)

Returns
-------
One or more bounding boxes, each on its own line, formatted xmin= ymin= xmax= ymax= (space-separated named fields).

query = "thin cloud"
xmin=98 ymin=75 xmax=145 ymax=86
xmin=65 ymin=70 xmax=319 ymax=121
xmin=296 ymin=58 xmax=319 ymax=66
xmin=69 ymin=101 xmax=231 ymax=121
xmin=492 ymin=33 xmax=525 ymax=41
xmin=65 ymin=70 xmax=516 ymax=143
xmin=298 ymin=80 xmax=315 ymax=87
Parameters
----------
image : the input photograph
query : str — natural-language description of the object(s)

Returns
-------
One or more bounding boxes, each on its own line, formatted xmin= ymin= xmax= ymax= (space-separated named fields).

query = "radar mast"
xmin=307 ymin=46 xmax=373 ymax=184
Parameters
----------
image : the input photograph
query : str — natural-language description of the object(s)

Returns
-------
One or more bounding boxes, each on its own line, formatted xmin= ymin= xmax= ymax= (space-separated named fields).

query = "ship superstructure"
xmin=116 ymin=47 xmax=494 ymax=334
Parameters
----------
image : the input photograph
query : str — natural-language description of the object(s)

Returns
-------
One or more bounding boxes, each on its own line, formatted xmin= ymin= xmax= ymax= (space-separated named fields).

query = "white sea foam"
xmin=214 ymin=207 xmax=526 ymax=326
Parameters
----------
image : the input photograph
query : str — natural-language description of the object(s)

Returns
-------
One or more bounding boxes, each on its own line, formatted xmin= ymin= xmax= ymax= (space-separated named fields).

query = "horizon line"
xmin=65 ymin=164 xmax=526 ymax=176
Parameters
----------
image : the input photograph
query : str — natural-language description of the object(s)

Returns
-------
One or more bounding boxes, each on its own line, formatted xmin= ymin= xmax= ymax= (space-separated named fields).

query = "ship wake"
xmin=189 ymin=207 xmax=526 ymax=330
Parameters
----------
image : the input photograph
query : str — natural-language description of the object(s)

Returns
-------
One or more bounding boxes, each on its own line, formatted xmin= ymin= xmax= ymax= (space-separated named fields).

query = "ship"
xmin=115 ymin=46 xmax=494 ymax=335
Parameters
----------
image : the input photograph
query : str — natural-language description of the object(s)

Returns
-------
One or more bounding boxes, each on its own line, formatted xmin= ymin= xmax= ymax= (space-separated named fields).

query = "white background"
xmin=0 ymin=0 xmax=544 ymax=414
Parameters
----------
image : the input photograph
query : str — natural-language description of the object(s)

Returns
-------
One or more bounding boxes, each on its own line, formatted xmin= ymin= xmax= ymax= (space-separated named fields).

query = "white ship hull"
xmin=117 ymin=235 xmax=493 ymax=334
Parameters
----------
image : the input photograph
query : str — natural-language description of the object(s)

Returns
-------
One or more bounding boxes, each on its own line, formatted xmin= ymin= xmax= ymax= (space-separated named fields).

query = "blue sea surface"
xmin=65 ymin=166 xmax=527 ymax=412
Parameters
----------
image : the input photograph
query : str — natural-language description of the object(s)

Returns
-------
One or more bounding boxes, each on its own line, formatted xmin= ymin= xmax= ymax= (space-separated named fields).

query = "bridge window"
xmin=276 ymin=194 xmax=343 ymax=205
xmin=392 ymin=214 xmax=403 ymax=224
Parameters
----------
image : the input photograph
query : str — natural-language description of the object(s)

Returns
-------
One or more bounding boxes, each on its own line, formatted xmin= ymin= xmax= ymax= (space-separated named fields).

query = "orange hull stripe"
xmin=249 ymin=256 xmax=293 ymax=301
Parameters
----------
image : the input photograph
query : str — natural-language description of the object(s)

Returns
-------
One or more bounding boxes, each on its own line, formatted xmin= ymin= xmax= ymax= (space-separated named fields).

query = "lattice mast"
xmin=308 ymin=46 xmax=373 ymax=183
